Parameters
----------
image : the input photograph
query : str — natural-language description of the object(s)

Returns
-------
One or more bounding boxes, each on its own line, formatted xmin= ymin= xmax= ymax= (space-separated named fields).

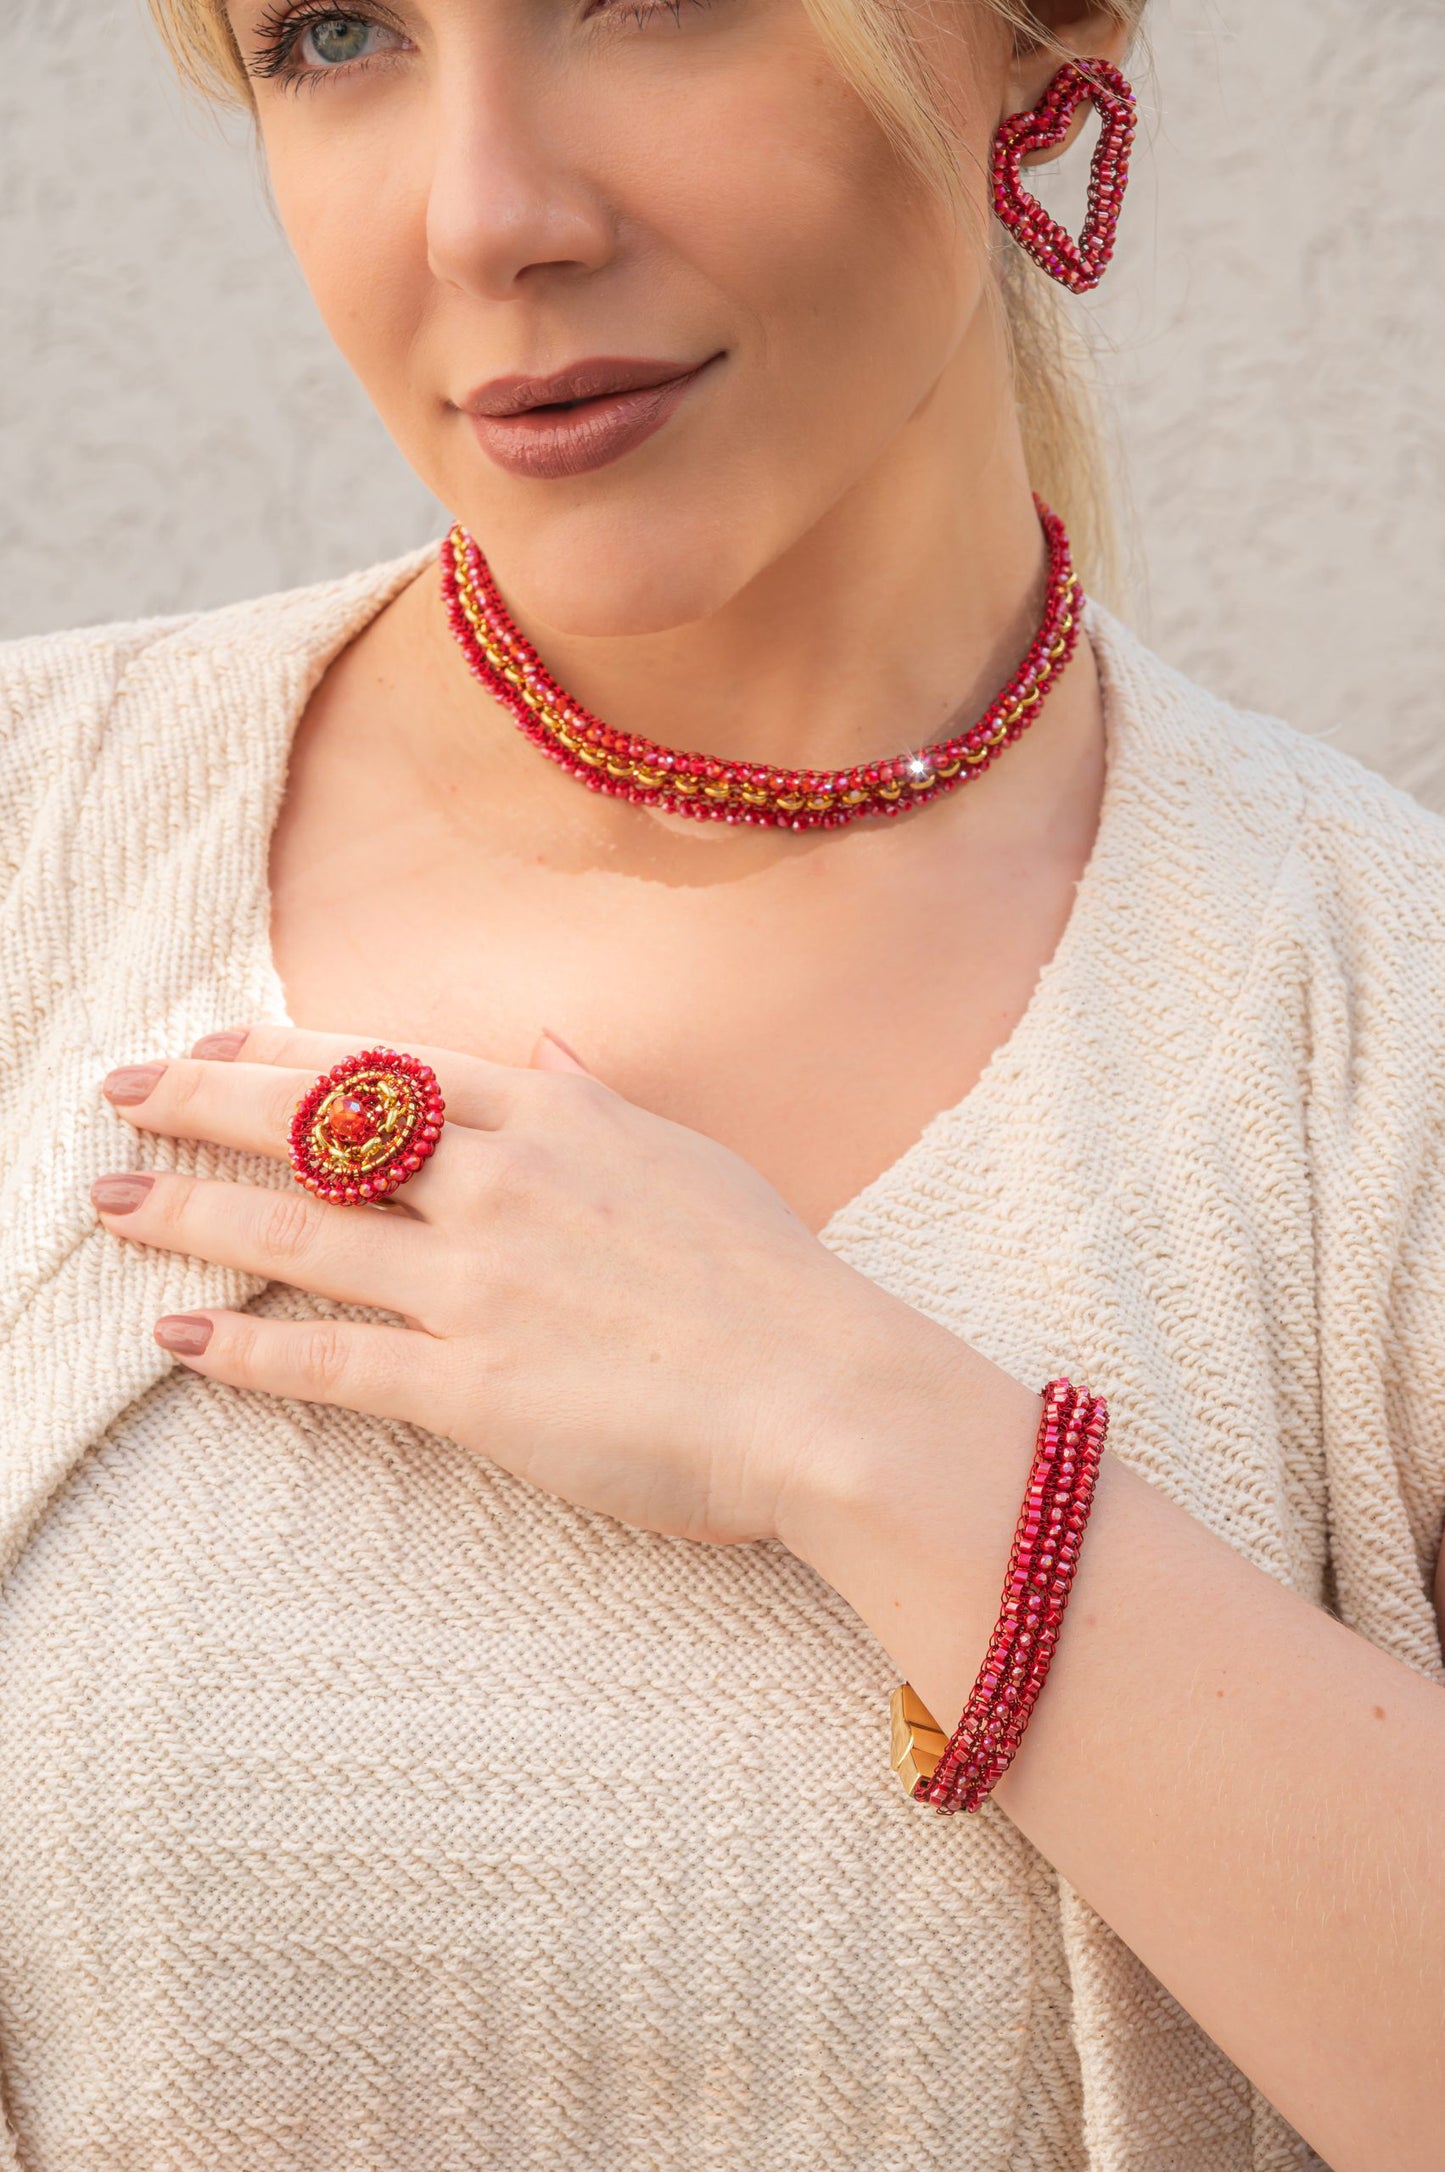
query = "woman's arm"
xmin=96 ymin=1024 xmax=1445 ymax=2172
xmin=779 ymin=1333 xmax=1445 ymax=2172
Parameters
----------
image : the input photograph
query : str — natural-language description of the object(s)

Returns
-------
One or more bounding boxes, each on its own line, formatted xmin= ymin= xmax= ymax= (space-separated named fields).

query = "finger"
xmin=104 ymin=1058 xmax=348 ymax=1160
xmin=92 ymin=1169 xmax=436 ymax=1314
xmin=529 ymin=1027 xmax=593 ymax=1075
xmin=102 ymin=1050 xmax=507 ymax=1160
xmin=189 ymin=1023 xmax=523 ymax=1120
xmin=152 ymin=1307 xmax=448 ymax=1428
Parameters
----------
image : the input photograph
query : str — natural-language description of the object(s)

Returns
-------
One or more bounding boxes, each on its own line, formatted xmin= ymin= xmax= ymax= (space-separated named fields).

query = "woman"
xmin=1 ymin=0 xmax=1441 ymax=2163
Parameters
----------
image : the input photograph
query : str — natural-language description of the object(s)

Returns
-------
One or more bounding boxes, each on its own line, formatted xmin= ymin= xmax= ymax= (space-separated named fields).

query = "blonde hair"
xmin=148 ymin=0 xmax=1148 ymax=600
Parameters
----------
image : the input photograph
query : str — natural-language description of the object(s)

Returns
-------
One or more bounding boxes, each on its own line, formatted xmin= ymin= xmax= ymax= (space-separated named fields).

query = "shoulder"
xmin=1089 ymin=600 xmax=1445 ymax=992
xmin=0 ymin=547 xmax=436 ymax=903
xmin=0 ymin=545 xmax=437 ymax=736
xmin=0 ymin=605 xmax=191 ymax=897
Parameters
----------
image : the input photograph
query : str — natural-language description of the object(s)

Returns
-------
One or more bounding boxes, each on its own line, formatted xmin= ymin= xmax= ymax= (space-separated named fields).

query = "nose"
xmin=424 ymin=66 xmax=616 ymax=299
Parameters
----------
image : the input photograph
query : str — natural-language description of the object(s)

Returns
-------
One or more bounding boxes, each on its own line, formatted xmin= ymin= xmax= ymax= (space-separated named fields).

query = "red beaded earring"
xmin=990 ymin=57 xmax=1137 ymax=294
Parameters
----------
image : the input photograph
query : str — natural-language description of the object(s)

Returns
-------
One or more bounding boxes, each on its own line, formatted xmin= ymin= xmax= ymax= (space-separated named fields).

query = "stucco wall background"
xmin=3 ymin=0 xmax=1442 ymax=807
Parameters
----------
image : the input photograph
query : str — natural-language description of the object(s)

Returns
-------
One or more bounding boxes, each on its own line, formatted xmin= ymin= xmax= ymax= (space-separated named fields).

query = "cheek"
xmin=256 ymin=21 xmax=987 ymax=635
xmin=266 ymin=132 xmax=430 ymax=391
xmin=653 ymin=57 xmax=969 ymax=431
xmin=610 ymin=59 xmax=981 ymax=614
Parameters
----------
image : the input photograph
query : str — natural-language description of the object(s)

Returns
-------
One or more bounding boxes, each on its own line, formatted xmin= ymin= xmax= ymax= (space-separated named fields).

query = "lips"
xmin=461 ymin=353 xmax=722 ymax=480
xmin=466 ymin=355 xmax=709 ymax=418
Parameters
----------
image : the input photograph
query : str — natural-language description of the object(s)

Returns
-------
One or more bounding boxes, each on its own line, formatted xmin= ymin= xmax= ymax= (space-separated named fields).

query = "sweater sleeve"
xmin=1379 ymin=1094 xmax=1445 ymax=1627
xmin=1301 ymin=762 xmax=1445 ymax=1686
xmin=0 ymin=613 xmax=193 ymax=964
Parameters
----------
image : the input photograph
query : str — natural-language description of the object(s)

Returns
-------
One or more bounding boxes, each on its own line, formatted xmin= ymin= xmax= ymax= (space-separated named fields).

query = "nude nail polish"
xmin=154 ymin=1315 xmax=214 ymax=1356
xmin=90 ymin=1174 xmax=156 ymax=1213
xmin=103 ymin=1063 xmax=166 ymax=1105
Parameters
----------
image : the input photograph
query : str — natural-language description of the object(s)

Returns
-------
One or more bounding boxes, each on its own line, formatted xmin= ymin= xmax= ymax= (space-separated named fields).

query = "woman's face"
xmin=230 ymin=0 xmax=1008 ymax=635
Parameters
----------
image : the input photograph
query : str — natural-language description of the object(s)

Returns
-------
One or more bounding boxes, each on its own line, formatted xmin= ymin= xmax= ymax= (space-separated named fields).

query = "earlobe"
xmin=1002 ymin=3 xmax=1136 ymax=142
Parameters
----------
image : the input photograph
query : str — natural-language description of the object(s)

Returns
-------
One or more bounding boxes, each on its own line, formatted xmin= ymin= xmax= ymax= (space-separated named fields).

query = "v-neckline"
xmin=815 ymin=595 xmax=1131 ymax=1247
xmin=244 ymin=548 xmax=1136 ymax=1252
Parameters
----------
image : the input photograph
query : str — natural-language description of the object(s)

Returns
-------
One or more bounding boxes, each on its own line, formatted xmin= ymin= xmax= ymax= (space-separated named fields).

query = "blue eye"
xmin=250 ymin=7 xmax=408 ymax=85
xmin=303 ymin=17 xmax=377 ymax=65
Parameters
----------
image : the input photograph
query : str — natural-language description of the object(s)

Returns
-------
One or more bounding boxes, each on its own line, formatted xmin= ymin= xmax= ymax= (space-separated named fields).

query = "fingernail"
xmin=190 ymin=1029 xmax=248 ymax=1062
xmin=90 ymin=1173 xmax=156 ymax=1213
xmin=155 ymin=1314 xmax=213 ymax=1356
xmin=103 ymin=1063 xmax=167 ymax=1106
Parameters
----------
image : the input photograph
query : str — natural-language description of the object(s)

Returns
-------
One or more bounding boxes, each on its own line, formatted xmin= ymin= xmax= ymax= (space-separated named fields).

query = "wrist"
xmin=774 ymin=1293 xmax=1043 ymax=1721
xmin=781 ymin=1313 xmax=1048 ymax=1748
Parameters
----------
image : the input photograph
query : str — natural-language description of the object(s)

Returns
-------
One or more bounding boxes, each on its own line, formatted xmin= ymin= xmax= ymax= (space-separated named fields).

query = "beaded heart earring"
xmin=990 ymin=56 xmax=1138 ymax=294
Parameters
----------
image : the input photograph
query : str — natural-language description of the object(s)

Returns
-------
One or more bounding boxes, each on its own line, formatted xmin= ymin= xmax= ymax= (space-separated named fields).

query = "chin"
xmin=449 ymin=491 xmax=780 ymax=641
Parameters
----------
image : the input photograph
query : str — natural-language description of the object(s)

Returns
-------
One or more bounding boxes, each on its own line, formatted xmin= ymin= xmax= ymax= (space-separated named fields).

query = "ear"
xmin=1004 ymin=3 xmax=1136 ymax=158
xmin=529 ymin=1027 xmax=593 ymax=1075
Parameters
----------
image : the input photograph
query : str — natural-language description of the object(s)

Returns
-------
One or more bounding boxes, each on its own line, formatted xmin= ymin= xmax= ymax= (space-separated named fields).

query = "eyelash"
xmin=249 ymin=0 xmax=712 ymax=90
xmin=250 ymin=5 xmax=404 ymax=85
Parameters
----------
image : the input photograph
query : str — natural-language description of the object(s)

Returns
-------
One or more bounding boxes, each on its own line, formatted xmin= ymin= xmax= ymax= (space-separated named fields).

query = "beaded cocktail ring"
xmin=288 ymin=1048 xmax=446 ymax=1205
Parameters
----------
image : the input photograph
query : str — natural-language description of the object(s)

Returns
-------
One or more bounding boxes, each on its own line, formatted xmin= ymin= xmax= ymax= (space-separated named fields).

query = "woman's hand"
xmin=91 ymin=1024 xmax=942 ymax=1549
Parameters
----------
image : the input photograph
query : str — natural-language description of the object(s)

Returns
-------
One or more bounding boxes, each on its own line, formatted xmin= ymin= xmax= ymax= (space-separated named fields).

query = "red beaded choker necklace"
xmin=440 ymin=493 xmax=1082 ymax=832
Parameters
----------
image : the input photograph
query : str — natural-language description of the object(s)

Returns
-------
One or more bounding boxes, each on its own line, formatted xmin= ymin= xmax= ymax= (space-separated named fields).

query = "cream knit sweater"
xmin=2 ymin=552 xmax=1443 ymax=2172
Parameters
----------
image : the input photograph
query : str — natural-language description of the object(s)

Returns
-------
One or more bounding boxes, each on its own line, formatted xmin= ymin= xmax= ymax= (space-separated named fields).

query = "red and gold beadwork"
xmin=440 ymin=496 xmax=1083 ymax=833
xmin=891 ymin=1377 xmax=1109 ymax=1814
xmin=990 ymin=58 xmax=1137 ymax=296
xmin=288 ymin=1049 xmax=445 ymax=1205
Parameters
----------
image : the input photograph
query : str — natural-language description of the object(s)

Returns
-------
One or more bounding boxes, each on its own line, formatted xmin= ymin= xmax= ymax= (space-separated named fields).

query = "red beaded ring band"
xmin=890 ymin=1377 xmax=1108 ymax=1814
xmin=288 ymin=1048 xmax=446 ymax=1205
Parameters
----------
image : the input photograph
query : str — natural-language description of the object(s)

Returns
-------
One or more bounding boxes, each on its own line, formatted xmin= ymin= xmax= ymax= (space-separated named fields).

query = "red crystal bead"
xmin=324 ymin=1093 xmax=380 ymax=1147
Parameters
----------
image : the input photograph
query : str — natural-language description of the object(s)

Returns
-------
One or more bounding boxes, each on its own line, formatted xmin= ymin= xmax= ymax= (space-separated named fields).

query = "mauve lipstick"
xmin=461 ymin=353 xmax=723 ymax=480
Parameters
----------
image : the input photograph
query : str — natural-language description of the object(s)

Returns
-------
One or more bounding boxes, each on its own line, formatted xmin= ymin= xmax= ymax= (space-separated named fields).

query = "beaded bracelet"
xmin=889 ymin=1377 xmax=1109 ymax=1815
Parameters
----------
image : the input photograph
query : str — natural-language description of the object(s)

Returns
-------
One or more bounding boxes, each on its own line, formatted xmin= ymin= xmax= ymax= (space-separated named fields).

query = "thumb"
xmin=529 ymin=1026 xmax=592 ymax=1075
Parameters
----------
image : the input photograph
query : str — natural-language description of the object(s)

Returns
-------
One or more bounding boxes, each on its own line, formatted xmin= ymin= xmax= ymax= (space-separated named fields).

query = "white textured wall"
xmin=1 ymin=0 xmax=443 ymax=627
xmin=1089 ymin=0 xmax=1445 ymax=810
xmin=3 ymin=0 xmax=1442 ymax=807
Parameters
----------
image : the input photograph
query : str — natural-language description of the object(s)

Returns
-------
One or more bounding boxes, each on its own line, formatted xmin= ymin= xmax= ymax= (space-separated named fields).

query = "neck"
xmin=424 ymin=310 xmax=1067 ymax=783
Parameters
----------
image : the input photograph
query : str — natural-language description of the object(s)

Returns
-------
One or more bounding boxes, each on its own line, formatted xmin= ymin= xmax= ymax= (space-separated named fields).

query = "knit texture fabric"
xmin=2 ymin=552 xmax=1443 ymax=2172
